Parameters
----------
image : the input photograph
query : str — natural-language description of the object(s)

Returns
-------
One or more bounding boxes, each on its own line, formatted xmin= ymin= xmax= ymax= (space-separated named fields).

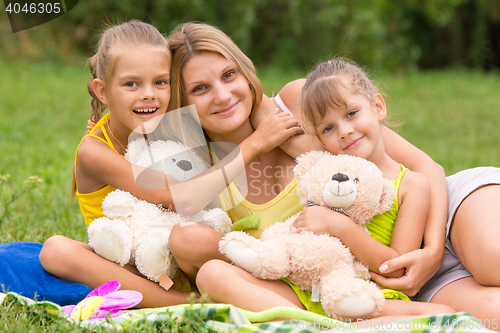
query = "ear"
xmin=372 ymin=93 xmax=386 ymax=122
xmin=294 ymin=150 xmax=329 ymax=179
xmin=92 ymin=78 xmax=108 ymax=105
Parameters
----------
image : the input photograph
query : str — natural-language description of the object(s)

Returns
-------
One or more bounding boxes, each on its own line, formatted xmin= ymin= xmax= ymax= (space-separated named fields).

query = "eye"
xmin=322 ymin=125 xmax=334 ymax=134
xmin=172 ymin=158 xmax=176 ymax=162
xmin=155 ymin=79 xmax=169 ymax=86
xmin=125 ymin=82 xmax=138 ymax=87
xmin=347 ymin=110 xmax=358 ymax=118
xmin=223 ymin=69 xmax=236 ymax=80
xmin=191 ymin=85 xmax=207 ymax=93
xmin=354 ymin=178 xmax=359 ymax=183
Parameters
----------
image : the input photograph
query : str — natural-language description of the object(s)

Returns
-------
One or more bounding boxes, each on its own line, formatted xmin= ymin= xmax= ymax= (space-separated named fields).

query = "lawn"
xmin=0 ymin=61 xmax=499 ymax=331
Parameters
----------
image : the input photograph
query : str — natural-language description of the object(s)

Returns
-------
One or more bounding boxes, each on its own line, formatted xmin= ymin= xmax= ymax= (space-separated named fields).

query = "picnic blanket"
xmin=0 ymin=291 xmax=494 ymax=332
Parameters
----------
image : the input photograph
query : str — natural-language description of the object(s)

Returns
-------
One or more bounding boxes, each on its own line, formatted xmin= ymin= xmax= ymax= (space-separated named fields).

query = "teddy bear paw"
xmin=332 ymin=293 xmax=376 ymax=319
xmin=224 ymin=240 xmax=261 ymax=274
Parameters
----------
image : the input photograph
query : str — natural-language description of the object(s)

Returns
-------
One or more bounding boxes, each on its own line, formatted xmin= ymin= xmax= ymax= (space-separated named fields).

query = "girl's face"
xmin=314 ymin=92 xmax=386 ymax=161
xmin=94 ymin=47 xmax=171 ymax=136
xmin=181 ymin=52 xmax=253 ymax=141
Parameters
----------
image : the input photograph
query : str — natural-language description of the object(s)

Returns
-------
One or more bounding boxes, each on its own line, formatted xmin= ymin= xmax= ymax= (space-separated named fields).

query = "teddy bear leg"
xmin=87 ymin=218 xmax=133 ymax=266
xmin=134 ymin=226 xmax=175 ymax=282
xmin=320 ymin=270 xmax=385 ymax=321
xmin=219 ymin=232 xmax=290 ymax=279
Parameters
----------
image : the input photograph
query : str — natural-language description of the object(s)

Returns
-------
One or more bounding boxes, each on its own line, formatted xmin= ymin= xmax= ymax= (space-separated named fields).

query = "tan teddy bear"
xmin=219 ymin=151 xmax=396 ymax=321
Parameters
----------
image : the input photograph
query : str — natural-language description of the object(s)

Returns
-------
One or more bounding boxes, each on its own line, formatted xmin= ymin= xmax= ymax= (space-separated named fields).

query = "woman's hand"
xmin=251 ymin=107 xmax=303 ymax=154
xmin=369 ymin=246 xmax=444 ymax=296
xmin=292 ymin=205 xmax=349 ymax=236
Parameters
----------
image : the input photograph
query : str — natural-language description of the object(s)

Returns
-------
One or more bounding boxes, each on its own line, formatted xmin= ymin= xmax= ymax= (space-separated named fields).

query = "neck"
xmin=107 ymin=116 xmax=130 ymax=154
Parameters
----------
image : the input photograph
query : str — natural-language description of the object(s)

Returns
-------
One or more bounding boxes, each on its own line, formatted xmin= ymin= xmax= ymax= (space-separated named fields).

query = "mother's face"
xmin=181 ymin=52 xmax=253 ymax=139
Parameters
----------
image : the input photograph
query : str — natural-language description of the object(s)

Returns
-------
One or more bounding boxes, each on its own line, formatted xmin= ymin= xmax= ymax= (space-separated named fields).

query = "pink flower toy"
xmin=62 ymin=280 xmax=142 ymax=321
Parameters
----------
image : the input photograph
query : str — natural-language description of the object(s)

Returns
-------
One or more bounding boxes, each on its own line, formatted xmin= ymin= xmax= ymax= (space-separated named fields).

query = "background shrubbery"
xmin=2 ymin=0 xmax=500 ymax=72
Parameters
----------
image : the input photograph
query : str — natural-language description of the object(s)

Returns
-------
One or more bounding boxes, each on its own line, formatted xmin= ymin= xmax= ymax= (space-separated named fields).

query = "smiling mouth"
xmin=133 ymin=108 xmax=158 ymax=114
xmin=344 ymin=136 xmax=363 ymax=150
xmin=214 ymin=102 xmax=238 ymax=115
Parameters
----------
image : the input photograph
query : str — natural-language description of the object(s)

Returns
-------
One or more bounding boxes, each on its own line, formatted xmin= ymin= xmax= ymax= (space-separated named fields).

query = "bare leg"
xmin=196 ymin=259 xmax=304 ymax=312
xmin=197 ymin=260 xmax=454 ymax=325
xmin=169 ymin=223 xmax=228 ymax=283
xmin=40 ymin=235 xmax=194 ymax=308
xmin=431 ymin=277 xmax=500 ymax=332
xmin=450 ymin=185 xmax=500 ymax=286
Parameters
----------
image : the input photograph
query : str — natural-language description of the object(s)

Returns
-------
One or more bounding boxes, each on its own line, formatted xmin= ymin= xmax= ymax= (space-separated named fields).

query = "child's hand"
xmin=292 ymin=206 xmax=348 ymax=236
xmin=369 ymin=247 xmax=442 ymax=296
xmin=251 ymin=108 xmax=303 ymax=154
xmin=87 ymin=120 xmax=96 ymax=130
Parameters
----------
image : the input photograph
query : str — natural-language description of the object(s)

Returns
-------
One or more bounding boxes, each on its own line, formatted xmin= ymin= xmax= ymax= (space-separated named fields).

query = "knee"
xmin=169 ymin=223 xmax=220 ymax=258
xmin=196 ymin=260 xmax=230 ymax=295
xmin=39 ymin=235 xmax=79 ymax=273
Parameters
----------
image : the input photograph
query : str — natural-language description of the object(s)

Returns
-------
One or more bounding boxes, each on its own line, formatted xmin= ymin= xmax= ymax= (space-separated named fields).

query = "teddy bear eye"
xmin=172 ymin=158 xmax=176 ymax=162
xmin=354 ymin=178 xmax=359 ymax=183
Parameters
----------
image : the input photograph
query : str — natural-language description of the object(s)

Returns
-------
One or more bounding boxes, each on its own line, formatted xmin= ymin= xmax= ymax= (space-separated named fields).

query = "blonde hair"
xmin=167 ymin=22 xmax=263 ymax=116
xmin=302 ymin=58 xmax=379 ymax=128
xmin=87 ymin=20 xmax=170 ymax=123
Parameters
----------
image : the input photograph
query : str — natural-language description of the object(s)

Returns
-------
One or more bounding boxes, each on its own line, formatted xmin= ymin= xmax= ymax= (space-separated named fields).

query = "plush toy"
xmin=62 ymin=280 xmax=142 ymax=321
xmin=88 ymin=139 xmax=233 ymax=285
xmin=219 ymin=151 xmax=397 ymax=321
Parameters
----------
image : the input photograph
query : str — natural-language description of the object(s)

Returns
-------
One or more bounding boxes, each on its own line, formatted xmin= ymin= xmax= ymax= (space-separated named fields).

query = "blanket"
xmin=0 ymin=291 xmax=494 ymax=332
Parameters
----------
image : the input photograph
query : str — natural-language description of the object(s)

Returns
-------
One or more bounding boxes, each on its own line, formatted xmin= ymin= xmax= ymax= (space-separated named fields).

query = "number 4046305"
xmin=5 ymin=2 xmax=61 ymax=14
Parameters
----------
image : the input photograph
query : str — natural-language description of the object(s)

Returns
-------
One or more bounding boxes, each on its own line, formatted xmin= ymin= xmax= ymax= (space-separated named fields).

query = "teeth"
xmin=134 ymin=108 xmax=157 ymax=113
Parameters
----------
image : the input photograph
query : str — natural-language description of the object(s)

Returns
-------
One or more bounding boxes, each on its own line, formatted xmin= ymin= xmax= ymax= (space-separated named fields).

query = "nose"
xmin=141 ymin=84 xmax=157 ymax=100
xmin=337 ymin=122 xmax=353 ymax=140
xmin=332 ymin=172 xmax=349 ymax=182
xmin=176 ymin=160 xmax=192 ymax=171
xmin=213 ymin=83 xmax=231 ymax=104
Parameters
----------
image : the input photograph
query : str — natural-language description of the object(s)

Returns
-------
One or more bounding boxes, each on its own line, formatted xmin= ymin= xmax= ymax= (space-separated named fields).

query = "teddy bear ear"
xmin=294 ymin=151 xmax=331 ymax=179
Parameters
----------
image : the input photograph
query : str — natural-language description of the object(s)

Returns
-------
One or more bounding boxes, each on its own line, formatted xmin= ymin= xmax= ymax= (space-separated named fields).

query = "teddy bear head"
xmin=294 ymin=151 xmax=397 ymax=226
xmin=125 ymin=139 xmax=208 ymax=182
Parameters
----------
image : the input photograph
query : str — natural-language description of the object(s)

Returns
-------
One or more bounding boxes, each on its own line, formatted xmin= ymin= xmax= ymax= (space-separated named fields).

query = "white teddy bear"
xmin=219 ymin=151 xmax=397 ymax=321
xmin=88 ymin=139 xmax=233 ymax=284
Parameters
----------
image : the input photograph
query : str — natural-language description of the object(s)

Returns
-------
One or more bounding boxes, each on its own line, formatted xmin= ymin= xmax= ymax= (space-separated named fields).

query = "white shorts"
xmin=413 ymin=167 xmax=500 ymax=302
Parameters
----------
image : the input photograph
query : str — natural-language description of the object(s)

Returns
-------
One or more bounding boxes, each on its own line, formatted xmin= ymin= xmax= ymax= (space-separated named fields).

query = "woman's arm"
xmin=77 ymin=108 xmax=302 ymax=215
xmin=251 ymin=80 xmax=325 ymax=158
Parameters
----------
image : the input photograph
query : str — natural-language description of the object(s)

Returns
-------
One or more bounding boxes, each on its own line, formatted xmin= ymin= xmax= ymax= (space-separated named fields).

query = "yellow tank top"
xmin=75 ymin=114 xmax=123 ymax=226
xmin=366 ymin=164 xmax=409 ymax=246
xmin=219 ymin=178 xmax=302 ymax=238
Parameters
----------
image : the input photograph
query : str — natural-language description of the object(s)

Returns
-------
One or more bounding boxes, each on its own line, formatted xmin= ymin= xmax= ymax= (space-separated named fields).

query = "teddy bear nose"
xmin=332 ymin=172 xmax=349 ymax=182
xmin=176 ymin=160 xmax=193 ymax=171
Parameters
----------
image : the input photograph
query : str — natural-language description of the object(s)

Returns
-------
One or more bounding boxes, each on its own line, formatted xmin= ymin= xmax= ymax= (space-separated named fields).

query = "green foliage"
xmin=0 ymin=174 xmax=42 ymax=225
xmin=2 ymin=0 xmax=487 ymax=72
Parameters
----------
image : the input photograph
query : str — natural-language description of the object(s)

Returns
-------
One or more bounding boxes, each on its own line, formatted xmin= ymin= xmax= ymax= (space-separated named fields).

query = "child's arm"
xmin=77 ymin=109 xmax=302 ymax=215
xmin=292 ymin=171 xmax=430 ymax=278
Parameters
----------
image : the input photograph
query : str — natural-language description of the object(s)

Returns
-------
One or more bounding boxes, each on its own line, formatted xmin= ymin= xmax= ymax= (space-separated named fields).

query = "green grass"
xmin=1 ymin=61 xmax=500 ymax=331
